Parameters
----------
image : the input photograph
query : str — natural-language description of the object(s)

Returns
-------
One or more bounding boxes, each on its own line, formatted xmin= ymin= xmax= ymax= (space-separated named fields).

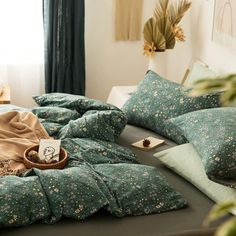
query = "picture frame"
xmin=212 ymin=0 xmax=236 ymax=51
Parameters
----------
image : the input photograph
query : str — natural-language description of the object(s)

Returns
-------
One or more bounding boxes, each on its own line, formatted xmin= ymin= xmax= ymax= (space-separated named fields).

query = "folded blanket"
xmin=0 ymin=111 xmax=50 ymax=175
xmin=32 ymin=93 xmax=127 ymax=142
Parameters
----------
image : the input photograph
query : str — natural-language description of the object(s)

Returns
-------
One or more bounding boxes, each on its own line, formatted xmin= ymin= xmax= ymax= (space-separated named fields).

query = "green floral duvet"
xmin=0 ymin=94 xmax=186 ymax=228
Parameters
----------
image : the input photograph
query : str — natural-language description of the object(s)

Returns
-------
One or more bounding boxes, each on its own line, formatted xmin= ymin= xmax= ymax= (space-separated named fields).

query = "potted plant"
xmin=143 ymin=0 xmax=191 ymax=57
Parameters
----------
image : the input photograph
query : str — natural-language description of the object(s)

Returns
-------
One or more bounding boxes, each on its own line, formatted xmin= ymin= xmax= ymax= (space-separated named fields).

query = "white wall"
xmin=0 ymin=64 xmax=44 ymax=108
xmin=85 ymin=0 xmax=236 ymax=102
xmin=7 ymin=64 xmax=44 ymax=107
xmin=85 ymin=0 xmax=156 ymax=101
xmin=166 ymin=0 xmax=236 ymax=82
xmin=6 ymin=0 xmax=236 ymax=106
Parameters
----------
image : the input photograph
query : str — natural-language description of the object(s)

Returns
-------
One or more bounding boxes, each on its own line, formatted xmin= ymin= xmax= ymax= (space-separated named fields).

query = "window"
xmin=0 ymin=0 xmax=44 ymax=64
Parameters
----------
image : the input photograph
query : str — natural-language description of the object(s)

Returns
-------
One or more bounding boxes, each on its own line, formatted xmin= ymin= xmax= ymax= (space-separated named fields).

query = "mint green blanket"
xmin=0 ymin=94 xmax=186 ymax=228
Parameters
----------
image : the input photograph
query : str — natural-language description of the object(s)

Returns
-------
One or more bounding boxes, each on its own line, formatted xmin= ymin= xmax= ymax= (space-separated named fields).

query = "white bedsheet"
xmin=107 ymin=86 xmax=137 ymax=109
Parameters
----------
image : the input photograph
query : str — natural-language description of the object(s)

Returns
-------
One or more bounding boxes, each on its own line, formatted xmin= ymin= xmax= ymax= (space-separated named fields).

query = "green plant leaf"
xmin=157 ymin=16 xmax=176 ymax=49
xmin=189 ymin=74 xmax=236 ymax=105
xmin=169 ymin=0 xmax=192 ymax=26
xmin=215 ymin=218 xmax=236 ymax=236
xmin=143 ymin=18 xmax=166 ymax=50
xmin=204 ymin=201 xmax=236 ymax=226
xmin=189 ymin=79 xmax=226 ymax=96
xmin=221 ymin=88 xmax=236 ymax=106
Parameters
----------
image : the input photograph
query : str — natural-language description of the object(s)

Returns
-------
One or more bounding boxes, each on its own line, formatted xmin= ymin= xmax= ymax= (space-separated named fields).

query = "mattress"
xmin=1 ymin=124 xmax=217 ymax=236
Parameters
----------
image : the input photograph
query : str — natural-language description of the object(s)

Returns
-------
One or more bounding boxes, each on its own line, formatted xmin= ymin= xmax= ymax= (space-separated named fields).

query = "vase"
xmin=148 ymin=51 xmax=168 ymax=78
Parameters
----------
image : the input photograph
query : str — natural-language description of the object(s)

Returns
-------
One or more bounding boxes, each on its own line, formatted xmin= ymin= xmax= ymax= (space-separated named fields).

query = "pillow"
xmin=167 ymin=107 xmax=236 ymax=188
xmin=122 ymin=70 xmax=221 ymax=144
xmin=183 ymin=61 xmax=218 ymax=86
xmin=33 ymin=93 xmax=118 ymax=113
xmin=33 ymin=93 xmax=127 ymax=142
xmin=32 ymin=107 xmax=81 ymax=125
xmin=154 ymin=143 xmax=236 ymax=212
xmin=94 ymin=163 xmax=187 ymax=216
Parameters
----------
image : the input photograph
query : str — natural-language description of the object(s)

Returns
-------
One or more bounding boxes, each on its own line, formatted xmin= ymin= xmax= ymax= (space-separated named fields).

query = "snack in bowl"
xmin=23 ymin=145 xmax=68 ymax=170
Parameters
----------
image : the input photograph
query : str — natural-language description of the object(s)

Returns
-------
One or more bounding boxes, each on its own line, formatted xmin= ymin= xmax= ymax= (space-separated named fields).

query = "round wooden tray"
xmin=23 ymin=145 xmax=68 ymax=170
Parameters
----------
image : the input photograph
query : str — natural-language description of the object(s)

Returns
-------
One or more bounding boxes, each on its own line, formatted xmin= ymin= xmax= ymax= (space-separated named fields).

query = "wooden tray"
xmin=131 ymin=137 xmax=165 ymax=151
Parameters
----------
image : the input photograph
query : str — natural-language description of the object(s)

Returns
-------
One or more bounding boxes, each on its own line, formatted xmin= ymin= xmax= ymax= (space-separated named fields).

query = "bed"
xmin=1 ymin=64 xmax=234 ymax=236
xmin=0 ymin=123 xmax=217 ymax=236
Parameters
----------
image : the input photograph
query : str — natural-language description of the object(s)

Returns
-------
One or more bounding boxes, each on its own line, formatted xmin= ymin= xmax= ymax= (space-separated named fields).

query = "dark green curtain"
xmin=43 ymin=0 xmax=85 ymax=95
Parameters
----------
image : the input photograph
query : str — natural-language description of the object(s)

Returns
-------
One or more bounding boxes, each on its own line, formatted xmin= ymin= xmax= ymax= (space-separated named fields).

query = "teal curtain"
xmin=43 ymin=0 xmax=85 ymax=95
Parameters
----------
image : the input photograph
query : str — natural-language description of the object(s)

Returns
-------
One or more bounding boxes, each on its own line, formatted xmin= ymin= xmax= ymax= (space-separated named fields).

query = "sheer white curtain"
xmin=0 ymin=0 xmax=44 ymax=107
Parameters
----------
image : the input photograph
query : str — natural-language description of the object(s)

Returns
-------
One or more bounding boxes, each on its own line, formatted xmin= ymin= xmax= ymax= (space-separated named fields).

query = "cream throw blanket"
xmin=0 ymin=111 xmax=50 ymax=175
xmin=115 ymin=0 xmax=143 ymax=41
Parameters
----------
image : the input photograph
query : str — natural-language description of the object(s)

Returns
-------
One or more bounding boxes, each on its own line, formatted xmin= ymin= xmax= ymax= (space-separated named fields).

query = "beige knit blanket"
xmin=0 ymin=111 xmax=50 ymax=176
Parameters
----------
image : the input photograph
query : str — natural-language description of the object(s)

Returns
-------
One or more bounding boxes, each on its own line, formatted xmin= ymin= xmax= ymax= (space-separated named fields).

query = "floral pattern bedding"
xmin=0 ymin=94 xmax=186 ymax=228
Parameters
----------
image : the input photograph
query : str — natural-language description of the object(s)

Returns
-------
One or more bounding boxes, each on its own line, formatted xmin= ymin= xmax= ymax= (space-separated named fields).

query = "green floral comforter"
xmin=0 ymin=94 xmax=186 ymax=228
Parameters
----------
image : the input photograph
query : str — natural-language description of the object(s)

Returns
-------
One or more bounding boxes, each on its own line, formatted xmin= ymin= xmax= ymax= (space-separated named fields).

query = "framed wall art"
xmin=213 ymin=0 xmax=236 ymax=51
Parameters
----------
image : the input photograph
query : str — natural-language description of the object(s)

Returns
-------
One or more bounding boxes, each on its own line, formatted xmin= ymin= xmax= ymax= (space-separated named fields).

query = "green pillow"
xmin=154 ymin=144 xmax=236 ymax=206
xmin=122 ymin=70 xmax=221 ymax=143
xmin=32 ymin=107 xmax=81 ymax=125
xmin=33 ymin=93 xmax=118 ymax=113
xmin=168 ymin=107 xmax=236 ymax=188
xmin=33 ymin=93 xmax=127 ymax=142
xmin=94 ymin=163 xmax=187 ymax=216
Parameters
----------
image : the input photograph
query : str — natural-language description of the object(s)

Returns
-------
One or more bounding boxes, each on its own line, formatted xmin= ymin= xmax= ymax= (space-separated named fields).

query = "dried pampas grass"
xmin=143 ymin=0 xmax=191 ymax=57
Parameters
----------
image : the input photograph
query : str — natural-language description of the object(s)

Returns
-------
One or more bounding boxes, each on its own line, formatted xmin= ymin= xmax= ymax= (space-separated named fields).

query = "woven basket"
xmin=23 ymin=145 xmax=68 ymax=170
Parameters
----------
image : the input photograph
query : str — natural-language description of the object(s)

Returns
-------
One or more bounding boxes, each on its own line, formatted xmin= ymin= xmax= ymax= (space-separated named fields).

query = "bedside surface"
xmin=0 ymin=86 xmax=11 ymax=104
